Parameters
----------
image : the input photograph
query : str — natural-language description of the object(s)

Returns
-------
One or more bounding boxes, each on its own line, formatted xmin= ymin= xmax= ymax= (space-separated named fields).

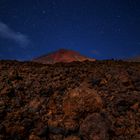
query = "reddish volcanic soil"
xmin=0 ymin=60 xmax=140 ymax=140
xmin=33 ymin=49 xmax=96 ymax=64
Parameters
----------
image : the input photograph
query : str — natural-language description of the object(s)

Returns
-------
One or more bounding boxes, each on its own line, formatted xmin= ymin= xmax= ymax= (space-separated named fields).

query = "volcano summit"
xmin=33 ymin=49 xmax=96 ymax=64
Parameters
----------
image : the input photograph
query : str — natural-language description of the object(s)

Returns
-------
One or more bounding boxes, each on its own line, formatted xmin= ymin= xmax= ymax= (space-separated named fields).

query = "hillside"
xmin=126 ymin=56 xmax=140 ymax=62
xmin=0 ymin=60 xmax=140 ymax=140
xmin=33 ymin=49 xmax=96 ymax=64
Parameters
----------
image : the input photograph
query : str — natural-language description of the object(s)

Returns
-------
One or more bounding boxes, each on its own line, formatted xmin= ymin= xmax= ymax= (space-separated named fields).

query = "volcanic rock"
xmin=126 ymin=55 xmax=140 ymax=62
xmin=80 ymin=113 xmax=109 ymax=140
xmin=0 ymin=60 xmax=140 ymax=140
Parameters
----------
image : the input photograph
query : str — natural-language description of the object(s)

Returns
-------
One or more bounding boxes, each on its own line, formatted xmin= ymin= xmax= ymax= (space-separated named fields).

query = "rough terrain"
xmin=0 ymin=60 xmax=140 ymax=140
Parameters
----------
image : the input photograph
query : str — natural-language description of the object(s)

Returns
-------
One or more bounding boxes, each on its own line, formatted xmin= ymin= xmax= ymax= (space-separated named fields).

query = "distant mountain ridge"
xmin=33 ymin=49 xmax=96 ymax=64
xmin=126 ymin=55 xmax=140 ymax=62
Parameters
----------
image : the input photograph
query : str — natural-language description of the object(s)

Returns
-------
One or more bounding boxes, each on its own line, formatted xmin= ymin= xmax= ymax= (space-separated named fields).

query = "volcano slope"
xmin=0 ymin=60 xmax=140 ymax=140
xmin=33 ymin=49 xmax=96 ymax=64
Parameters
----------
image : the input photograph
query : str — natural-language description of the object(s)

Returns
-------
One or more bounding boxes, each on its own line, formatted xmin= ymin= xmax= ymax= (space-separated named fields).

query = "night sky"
xmin=0 ymin=0 xmax=140 ymax=60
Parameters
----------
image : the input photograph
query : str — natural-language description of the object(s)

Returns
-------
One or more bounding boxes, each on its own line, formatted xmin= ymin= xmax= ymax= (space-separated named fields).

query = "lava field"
xmin=0 ymin=60 xmax=140 ymax=140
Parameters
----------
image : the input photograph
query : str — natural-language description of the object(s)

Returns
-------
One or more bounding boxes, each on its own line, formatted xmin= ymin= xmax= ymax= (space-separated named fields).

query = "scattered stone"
xmin=0 ymin=60 xmax=139 ymax=139
xmin=80 ymin=113 xmax=109 ymax=140
xmin=64 ymin=136 xmax=80 ymax=140
xmin=29 ymin=134 xmax=41 ymax=140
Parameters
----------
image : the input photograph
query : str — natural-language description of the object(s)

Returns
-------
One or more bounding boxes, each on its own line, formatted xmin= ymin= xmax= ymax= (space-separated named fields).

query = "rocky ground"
xmin=0 ymin=60 xmax=140 ymax=140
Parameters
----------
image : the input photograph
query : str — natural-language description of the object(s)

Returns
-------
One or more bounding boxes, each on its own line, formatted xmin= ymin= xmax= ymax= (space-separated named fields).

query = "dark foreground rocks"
xmin=0 ymin=60 xmax=140 ymax=140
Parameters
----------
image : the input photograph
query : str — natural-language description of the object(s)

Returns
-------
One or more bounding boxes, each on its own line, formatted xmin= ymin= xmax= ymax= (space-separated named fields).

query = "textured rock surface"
xmin=80 ymin=113 xmax=109 ymax=140
xmin=0 ymin=60 xmax=140 ymax=140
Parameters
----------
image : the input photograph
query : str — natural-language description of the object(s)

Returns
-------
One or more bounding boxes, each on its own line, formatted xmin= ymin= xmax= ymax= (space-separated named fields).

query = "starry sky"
xmin=0 ymin=0 xmax=140 ymax=60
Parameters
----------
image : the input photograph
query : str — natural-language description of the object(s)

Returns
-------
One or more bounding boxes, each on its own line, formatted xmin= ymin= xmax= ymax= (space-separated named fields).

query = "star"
xmin=32 ymin=23 xmax=36 ymax=28
xmin=117 ymin=28 xmax=121 ymax=33
xmin=137 ymin=42 xmax=140 ymax=45
xmin=116 ymin=15 xmax=121 ymax=18
xmin=42 ymin=10 xmax=46 ymax=14
xmin=99 ymin=30 xmax=105 ymax=35
xmin=13 ymin=15 xmax=18 ymax=19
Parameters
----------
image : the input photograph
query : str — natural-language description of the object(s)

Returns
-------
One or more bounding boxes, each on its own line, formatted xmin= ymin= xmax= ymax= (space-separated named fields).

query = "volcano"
xmin=33 ymin=49 xmax=96 ymax=64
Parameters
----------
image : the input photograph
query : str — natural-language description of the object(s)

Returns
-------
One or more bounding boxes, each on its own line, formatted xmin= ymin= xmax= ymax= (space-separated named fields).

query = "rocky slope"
xmin=126 ymin=56 xmax=140 ymax=62
xmin=33 ymin=49 xmax=96 ymax=64
xmin=0 ymin=60 xmax=140 ymax=140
